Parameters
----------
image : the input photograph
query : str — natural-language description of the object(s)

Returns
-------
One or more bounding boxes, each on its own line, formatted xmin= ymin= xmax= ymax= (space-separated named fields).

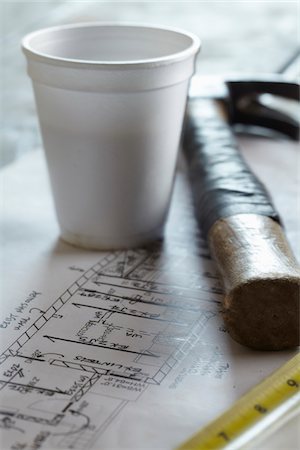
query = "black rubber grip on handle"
xmin=182 ymin=99 xmax=281 ymax=237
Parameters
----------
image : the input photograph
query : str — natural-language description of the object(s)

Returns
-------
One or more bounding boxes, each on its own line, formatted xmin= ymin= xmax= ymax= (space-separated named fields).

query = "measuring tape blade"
xmin=177 ymin=352 xmax=300 ymax=450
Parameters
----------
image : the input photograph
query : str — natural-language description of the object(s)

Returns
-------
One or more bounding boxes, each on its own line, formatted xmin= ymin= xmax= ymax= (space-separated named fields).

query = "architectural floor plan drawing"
xmin=1 ymin=154 xmax=299 ymax=450
xmin=0 ymin=171 xmax=226 ymax=449
xmin=0 ymin=246 xmax=221 ymax=449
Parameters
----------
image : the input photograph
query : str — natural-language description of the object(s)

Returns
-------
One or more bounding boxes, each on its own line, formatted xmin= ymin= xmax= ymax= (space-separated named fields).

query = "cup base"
xmin=60 ymin=226 xmax=165 ymax=250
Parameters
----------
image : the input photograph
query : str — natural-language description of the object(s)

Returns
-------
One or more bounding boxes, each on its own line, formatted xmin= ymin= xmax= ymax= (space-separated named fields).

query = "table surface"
xmin=1 ymin=1 xmax=299 ymax=167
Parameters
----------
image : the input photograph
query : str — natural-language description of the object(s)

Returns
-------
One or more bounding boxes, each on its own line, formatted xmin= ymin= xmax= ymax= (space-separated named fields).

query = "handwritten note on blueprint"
xmin=0 ymin=143 xmax=299 ymax=450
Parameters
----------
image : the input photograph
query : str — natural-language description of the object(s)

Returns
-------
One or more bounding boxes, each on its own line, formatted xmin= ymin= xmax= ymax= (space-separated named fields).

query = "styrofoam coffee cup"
xmin=22 ymin=23 xmax=200 ymax=249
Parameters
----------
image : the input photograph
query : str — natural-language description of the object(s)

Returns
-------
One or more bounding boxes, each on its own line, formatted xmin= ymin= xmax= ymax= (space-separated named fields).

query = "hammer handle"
xmin=183 ymin=99 xmax=300 ymax=350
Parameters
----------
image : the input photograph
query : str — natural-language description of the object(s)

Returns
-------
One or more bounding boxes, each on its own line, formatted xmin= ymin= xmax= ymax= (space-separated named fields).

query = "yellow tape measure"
xmin=177 ymin=353 xmax=300 ymax=450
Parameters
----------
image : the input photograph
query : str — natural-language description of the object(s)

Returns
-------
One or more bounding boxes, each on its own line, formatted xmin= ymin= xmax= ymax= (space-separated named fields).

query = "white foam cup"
xmin=22 ymin=23 xmax=200 ymax=249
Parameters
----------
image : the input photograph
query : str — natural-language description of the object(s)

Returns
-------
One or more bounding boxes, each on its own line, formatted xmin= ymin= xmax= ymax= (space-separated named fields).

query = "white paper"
xmin=0 ymin=141 xmax=299 ymax=450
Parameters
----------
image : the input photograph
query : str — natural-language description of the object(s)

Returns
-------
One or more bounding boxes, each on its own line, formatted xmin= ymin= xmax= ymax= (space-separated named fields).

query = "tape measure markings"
xmin=177 ymin=352 xmax=300 ymax=450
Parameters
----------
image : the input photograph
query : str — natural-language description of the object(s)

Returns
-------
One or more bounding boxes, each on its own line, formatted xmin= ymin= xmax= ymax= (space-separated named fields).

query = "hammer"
xmin=183 ymin=77 xmax=300 ymax=350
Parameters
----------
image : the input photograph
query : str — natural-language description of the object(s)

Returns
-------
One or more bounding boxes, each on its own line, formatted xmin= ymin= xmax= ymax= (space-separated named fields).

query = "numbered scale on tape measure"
xmin=177 ymin=353 xmax=300 ymax=450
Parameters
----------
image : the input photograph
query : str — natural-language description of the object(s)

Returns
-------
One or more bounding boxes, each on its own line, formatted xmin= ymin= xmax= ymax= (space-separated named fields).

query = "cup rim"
xmin=22 ymin=22 xmax=201 ymax=69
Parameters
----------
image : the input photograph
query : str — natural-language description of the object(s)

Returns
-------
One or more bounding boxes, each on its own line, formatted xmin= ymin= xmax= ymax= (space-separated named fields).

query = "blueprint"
xmin=0 ymin=149 xmax=299 ymax=449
